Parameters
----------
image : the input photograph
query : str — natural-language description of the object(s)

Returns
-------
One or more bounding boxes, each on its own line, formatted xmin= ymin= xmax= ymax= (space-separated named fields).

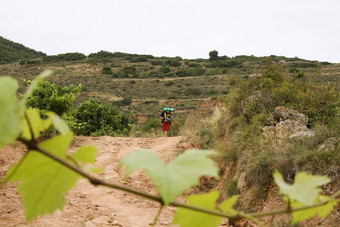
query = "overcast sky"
xmin=1 ymin=0 xmax=340 ymax=62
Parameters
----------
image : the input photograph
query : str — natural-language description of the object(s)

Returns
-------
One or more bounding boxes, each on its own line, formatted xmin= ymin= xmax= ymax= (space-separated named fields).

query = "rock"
xmin=262 ymin=126 xmax=276 ymax=140
xmin=263 ymin=106 xmax=316 ymax=145
xmin=290 ymin=130 xmax=315 ymax=140
xmin=318 ymin=137 xmax=339 ymax=151
xmin=237 ymin=173 xmax=247 ymax=192
xmin=276 ymin=120 xmax=313 ymax=140
xmin=274 ymin=106 xmax=308 ymax=126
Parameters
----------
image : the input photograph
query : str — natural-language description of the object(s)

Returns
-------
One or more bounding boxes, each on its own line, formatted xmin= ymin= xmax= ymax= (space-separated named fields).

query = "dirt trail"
xmin=0 ymin=136 xmax=191 ymax=227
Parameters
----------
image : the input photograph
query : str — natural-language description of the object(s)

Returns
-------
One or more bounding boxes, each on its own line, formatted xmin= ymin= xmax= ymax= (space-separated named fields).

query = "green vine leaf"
xmin=0 ymin=77 xmax=22 ymax=149
xmin=119 ymin=149 xmax=219 ymax=204
xmin=72 ymin=145 xmax=97 ymax=164
xmin=5 ymin=131 xmax=95 ymax=221
xmin=173 ymin=191 xmax=237 ymax=227
xmin=274 ymin=170 xmax=331 ymax=205
xmin=46 ymin=112 xmax=70 ymax=135
xmin=290 ymin=195 xmax=339 ymax=224
xmin=21 ymin=108 xmax=52 ymax=140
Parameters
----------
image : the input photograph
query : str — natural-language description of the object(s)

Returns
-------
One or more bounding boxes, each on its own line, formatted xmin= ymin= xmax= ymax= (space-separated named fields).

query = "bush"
xmin=185 ymin=88 xmax=202 ymax=96
xmin=244 ymin=149 xmax=276 ymax=198
xmin=224 ymin=179 xmax=239 ymax=197
xmin=26 ymin=80 xmax=81 ymax=116
xmin=165 ymin=59 xmax=181 ymax=66
xmin=214 ymin=57 xmax=340 ymax=195
xmin=130 ymin=118 xmax=163 ymax=137
xmin=88 ymin=50 xmax=114 ymax=61
xmin=102 ymin=66 xmax=113 ymax=75
xmin=160 ymin=66 xmax=171 ymax=73
xmin=126 ymin=54 xmax=154 ymax=63
xmin=164 ymin=81 xmax=174 ymax=86
xmin=176 ymin=69 xmax=188 ymax=77
xmin=149 ymin=71 xmax=164 ymax=78
xmin=150 ymin=60 xmax=164 ymax=65
xmin=43 ymin=52 xmax=86 ymax=63
xmin=114 ymin=66 xmax=137 ymax=78
xmin=73 ymin=98 xmax=131 ymax=136
xmin=113 ymin=97 xmax=132 ymax=106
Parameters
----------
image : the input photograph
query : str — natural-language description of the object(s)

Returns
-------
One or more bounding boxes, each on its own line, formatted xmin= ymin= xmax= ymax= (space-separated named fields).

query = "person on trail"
xmin=160 ymin=108 xmax=173 ymax=137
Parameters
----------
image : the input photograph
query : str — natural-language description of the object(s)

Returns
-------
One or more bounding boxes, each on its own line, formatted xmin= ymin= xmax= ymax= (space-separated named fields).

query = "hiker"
xmin=160 ymin=107 xmax=174 ymax=137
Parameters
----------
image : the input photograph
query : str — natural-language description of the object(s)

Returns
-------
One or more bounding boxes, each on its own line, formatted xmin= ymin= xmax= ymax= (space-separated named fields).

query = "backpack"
xmin=163 ymin=111 xmax=173 ymax=123
xmin=162 ymin=108 xmax=174 ymax=123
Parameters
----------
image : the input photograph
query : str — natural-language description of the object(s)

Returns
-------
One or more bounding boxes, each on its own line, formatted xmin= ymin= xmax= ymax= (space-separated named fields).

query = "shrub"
xmin=19 ymin=59 xmax=42 ymax=66
xmin=102 ymin=66 xmax=113 ymax=75
xmin=165 ymin=59 xmax=181 ymax=66
xmin=160 ymin=66 xmax=171 ymax=73
xmin=26 ymin=80 xmax=81 ymax=116
xmin=185 ymin=88 xmax=202 ymax=96
xmin=149 ymin=71 xmax=164 ymax=78
xmin=43 ymin=52 xmax=86 ymax=63
xmin=224 ymin=179 xmax=239 ymax=197
xmin=88 ymin=50 xmax=114 ymax=61
xmin=164 ymin=81 xmax=174 ymax=86
xmin=115 ymin=66 xmax=137 ymax=78
xmin=245 ymin=149 xmax=276 ymax=198
xmin=188 ymin=62 xmax=202 ymax=67
xmin=130 ymin=118 xmax=163 ymax=137
xmin=73 ymin=98 xmax=131 ymax=136
xmin=127 ymin=54 xmax=154 ymax=63
xmin=176 ymin=69 xmax=188 ymax=77
xmin=137 ymin=72 xmax=148 ymax=78
xmin=150 ymin=60 xmax=164 ymax=65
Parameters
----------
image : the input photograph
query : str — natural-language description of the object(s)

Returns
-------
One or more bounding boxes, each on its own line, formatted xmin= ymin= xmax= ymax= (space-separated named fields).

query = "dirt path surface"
xmin=0 ymin=136 xmax=193 ymax=227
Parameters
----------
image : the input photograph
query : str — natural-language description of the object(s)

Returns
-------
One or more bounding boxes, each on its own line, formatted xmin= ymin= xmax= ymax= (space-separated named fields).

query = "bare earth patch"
xmin=0 ymin=136 xmax=188 ymax=227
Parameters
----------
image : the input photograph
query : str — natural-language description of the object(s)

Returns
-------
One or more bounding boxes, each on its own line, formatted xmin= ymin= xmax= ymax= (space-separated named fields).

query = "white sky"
xmin=1 ymin=0 xmax=340 ymax=62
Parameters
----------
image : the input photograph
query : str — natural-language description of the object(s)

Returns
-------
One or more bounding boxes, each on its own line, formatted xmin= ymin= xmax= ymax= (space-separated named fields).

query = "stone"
xmin=262 ymin=126 xmax=276 ymax=140
xmin=318 ymin=137 xmax=339 ymax=151
xmin=274 ymin=106 xmax=308 ymax=126
xmin=237 ymin=172 xmax=247 ymax=192
xmin=276 ymin=120 xmax=313 ymax=140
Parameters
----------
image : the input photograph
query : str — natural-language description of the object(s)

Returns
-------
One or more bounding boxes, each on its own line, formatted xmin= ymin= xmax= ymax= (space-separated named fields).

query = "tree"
xmin=209 ymin=50 xmax=219 ymax=61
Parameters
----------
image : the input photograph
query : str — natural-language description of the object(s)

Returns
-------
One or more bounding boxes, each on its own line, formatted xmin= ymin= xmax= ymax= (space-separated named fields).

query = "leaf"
xmin=219 ymin=195 xmax=238 ymax=215
xmin=173 ymin=191 xmax=237 ymax=227
xmin=0 ymin=77 xmax=22 ymax=149
xmin=290 ymin=195 xmax=339 ymax=224
xmin=274 ymin=170 xmax=331 ymax=205
xmin=21 ymin=108 xmax=52 ymax=140
xmin=72 ymin=145 xmax=97 ymax=164
xmin=6 ymin=131 xmax=95 ymax=221
xmin=119 ymin=149 xmax=219 ymax=204
xmin=45 ymin=112 xmax=70 ymax=135
xmin=20 ymin=70 xmax=53 ymax=105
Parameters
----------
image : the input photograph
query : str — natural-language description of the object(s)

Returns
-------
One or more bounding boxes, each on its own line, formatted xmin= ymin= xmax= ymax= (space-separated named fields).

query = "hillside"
xmin=0 ymin=36 xmax=46 ymax=64
xmin=1 ymin=45 xmax=339 ymax=128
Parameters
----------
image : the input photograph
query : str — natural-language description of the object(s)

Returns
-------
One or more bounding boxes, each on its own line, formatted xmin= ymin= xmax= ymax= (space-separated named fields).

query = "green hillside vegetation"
xmin=0 ymin=36 xmax=46 ymax=64
xmin=0 ymin=43 xmax=339 ymax=137
xmin=183 ymin=58 xmax=339 ymax=205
